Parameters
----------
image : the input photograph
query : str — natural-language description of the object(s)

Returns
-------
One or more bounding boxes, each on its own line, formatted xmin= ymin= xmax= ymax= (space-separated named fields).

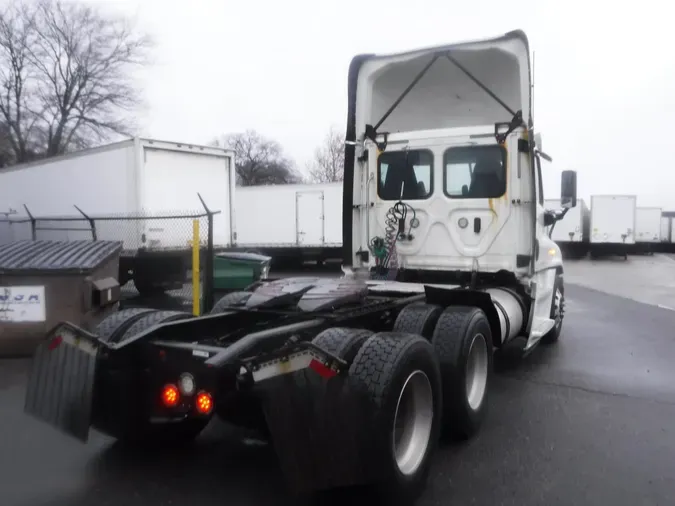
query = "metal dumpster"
xmin=0 ymin=240 xmax=123 ymax=357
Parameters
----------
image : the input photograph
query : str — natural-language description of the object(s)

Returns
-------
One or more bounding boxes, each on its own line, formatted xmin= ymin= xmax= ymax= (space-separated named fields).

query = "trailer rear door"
xmin=296 ymin=191 xmax=324 ymax=245
xmin=140 ymin=142 xmax=234 ymax=249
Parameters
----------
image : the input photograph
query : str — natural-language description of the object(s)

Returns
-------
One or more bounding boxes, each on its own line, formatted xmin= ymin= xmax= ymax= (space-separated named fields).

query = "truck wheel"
xmin=312 ymin=327 xmax=373 ymax=361
xmin=95 ymin=308 xmax=157 ymax=343
xmin=117 ymin=310 xmax=193 ymax=343
xmin=210 ymin=291 xmax=252 ymax=314
xmin=348 ymin=332 xmax=442 ymax=504
xmin=431 ymin=306 xmax=493 ymax=440
xmin=393 ymin=303 xmax=443 ymax=339
xmin=541 ymin=274 xmax=565 ymax=344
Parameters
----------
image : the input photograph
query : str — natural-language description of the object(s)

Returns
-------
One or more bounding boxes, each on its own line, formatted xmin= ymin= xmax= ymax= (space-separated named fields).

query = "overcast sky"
xmin=90 ymin=0 xmax=675 ymax=209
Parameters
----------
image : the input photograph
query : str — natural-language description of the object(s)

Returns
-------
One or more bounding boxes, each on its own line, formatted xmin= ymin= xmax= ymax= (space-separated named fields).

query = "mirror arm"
xmin=535 ymin=148 xmax=552 ymax=162
xmin=547 ymin=207 xmax=571 ymax=238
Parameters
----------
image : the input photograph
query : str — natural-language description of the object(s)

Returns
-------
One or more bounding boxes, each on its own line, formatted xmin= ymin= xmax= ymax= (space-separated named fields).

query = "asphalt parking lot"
xmin=2 ymin=257 xmax=675 ymax=506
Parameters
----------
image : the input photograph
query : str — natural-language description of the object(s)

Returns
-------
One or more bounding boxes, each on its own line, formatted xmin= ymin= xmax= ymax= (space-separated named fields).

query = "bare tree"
xmin=214 ymin=129 xmax=304 ymax=186
xmin=0 ymin=1 xmax=38 ymax=164
xmin=307 ymin=125 xmax=345 ymax=183
xmin=0 ymin=0 xmax=151 ymax=165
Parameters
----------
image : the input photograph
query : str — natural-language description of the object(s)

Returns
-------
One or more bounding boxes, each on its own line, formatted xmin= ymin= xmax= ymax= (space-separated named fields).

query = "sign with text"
xmin=0 ymin=286 xmax=47 ymax=322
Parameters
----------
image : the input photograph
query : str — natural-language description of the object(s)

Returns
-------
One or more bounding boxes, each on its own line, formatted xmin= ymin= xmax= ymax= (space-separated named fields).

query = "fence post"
xmin=191 ymin=219 xmax=201 ymax=316
xmin=197 ymin=193 xmax=215 ymax=313
xmin=74 ymin=205 xmax=97 ymax=240
xmin=23 ymin=205 xmax=36 ymax=240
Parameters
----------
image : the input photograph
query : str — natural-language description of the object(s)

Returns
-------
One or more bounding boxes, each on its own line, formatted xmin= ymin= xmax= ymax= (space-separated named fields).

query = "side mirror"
xmin=560 ymin=170 xmax=577 ymax=208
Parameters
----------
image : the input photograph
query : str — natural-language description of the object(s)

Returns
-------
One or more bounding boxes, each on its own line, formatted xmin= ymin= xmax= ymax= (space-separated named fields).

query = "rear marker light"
xmin=195 ymin=391 xmax=213 ymax=415
xmin=309 ymin=359 xmax=337 ymax=379
xmin=161 ymin=384 xmax=180 ymax=408
xmin=48 ymin=336 xmax=63 ymax=351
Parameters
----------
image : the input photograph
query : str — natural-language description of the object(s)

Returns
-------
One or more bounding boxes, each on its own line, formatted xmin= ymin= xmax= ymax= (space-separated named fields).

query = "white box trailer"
xmin=589 ymin=194 xmax=636 ymax=258
xmin=634 ymin=207 xmax=662 ymax=254
xmin=635 ymin=207 xmax=662 ymax=243
xmin=0 ymin=138 xmax=236 ymax=293
xmin=234 ymin=182 xmax=343 ymax=264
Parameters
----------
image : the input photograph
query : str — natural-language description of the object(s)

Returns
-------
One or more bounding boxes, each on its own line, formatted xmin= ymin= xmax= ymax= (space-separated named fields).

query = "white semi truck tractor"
xmin=338 ymin=29 xmax=577 ymax=499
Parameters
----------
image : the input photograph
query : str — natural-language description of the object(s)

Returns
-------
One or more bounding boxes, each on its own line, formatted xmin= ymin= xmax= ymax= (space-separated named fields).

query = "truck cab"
xmin=342 ymin=30 xmax=577 ymax=350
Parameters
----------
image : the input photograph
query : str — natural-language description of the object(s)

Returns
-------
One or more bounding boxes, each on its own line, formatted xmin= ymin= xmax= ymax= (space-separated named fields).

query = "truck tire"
xmin=117 ymin=310 xmax=193 ymax=344
xmin=95 ymin=308 xmax=157 ymax=343
xmin=431 ymin=306 xmax=493 ymax=440
xmin=348 ymin=332 xmax=442 ymax=505
xmin=541 ymin=273 xmax=565 ymax=344
xmin=393 ymin=303 xmax=443 ymax=339
xmin=312 ymin=327 xmax=373 ymax=361
xmin=210 ymin=291 xmax=252 ymax=314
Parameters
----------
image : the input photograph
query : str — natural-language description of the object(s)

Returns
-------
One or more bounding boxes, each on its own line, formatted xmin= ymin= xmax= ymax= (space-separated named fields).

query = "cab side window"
xmin=377 ymin=149 xmax=433 ymax=201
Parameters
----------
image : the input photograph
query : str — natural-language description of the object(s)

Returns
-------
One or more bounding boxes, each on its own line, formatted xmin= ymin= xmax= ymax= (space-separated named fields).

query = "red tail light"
xmin=195 ymin=391 xmax=213 ymax=415
xmin=161 ymin=384 xmax=180 ymax=408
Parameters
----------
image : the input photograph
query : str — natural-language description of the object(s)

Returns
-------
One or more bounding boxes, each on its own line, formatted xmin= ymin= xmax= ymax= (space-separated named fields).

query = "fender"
xmin=424 ymin=285 xmax=502 ymax=348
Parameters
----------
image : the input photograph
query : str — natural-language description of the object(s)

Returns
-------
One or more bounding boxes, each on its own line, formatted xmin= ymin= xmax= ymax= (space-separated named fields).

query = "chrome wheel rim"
xmin=465 ymin=333 xmax=488 ymax=411
xmin=393 ymin=370 xmax=434 ymax=476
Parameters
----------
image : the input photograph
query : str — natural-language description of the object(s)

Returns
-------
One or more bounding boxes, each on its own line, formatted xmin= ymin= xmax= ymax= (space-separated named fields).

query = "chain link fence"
xmin=0 ymin=206 xmax=218 ymax=314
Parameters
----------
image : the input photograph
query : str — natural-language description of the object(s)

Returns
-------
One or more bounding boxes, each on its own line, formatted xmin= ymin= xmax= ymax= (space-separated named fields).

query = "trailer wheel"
xmin=393 ymin=303 xmax=443 ymax=340
xmin=541 ymin=273 xmax=565 ymax=344
xmin=117 ymin=310 xmax=193 ymax=343
xmin=348 ymin=332 xmax=442 ymax=504
xmin=95 ymin=308 xmax=157 ymax=343
xmin=210 ymin=291 xmax=252 ymax=314
xmin=431 ymin=306 xmax=493 ymax=440
xmin=312 ymin=327 xmax=373 ymax=361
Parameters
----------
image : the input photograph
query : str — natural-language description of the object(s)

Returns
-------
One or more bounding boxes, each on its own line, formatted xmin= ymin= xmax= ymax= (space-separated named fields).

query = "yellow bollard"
xmin=192 ymin=219 xmax=200 ymax=316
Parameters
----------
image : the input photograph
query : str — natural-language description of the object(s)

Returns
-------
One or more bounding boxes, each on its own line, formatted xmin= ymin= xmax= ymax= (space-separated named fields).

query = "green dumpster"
xmin=212 ymin=251 xmax=271 ymax=293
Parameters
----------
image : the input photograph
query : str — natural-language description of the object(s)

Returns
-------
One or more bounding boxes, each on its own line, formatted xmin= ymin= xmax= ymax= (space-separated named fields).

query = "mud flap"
xmin=257 ymin=369 xmax=375 ymax=494
xmin=24 ymin=323 xmax=101 ymax=442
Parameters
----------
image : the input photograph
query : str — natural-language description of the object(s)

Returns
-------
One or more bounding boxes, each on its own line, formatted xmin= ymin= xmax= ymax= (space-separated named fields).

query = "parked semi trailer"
xmin=589 ymin=194 xmax=637 ymax=259
xmin=634 ymin=206 xmax=662 ymax=254
xmin=0 ymin=138 xmax=236 ymax=294
xmin=544 ymin=198 xmax=589 ymax=258
xmin=234 ymin=182 xmax=343 ymax=266
xmin=24 ymin=30 xmax=575 ymax=505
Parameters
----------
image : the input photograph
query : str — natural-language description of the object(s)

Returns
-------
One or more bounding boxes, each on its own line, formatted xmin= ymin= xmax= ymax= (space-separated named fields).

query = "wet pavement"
xmin=565 ymin=253 xmax=675 ymax=310
xmin=2 ymin=278 xmax=675 ymax=505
